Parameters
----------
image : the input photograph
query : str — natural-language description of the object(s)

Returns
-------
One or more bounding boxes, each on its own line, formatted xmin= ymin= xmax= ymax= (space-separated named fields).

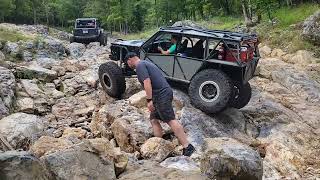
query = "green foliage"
xmin=199 ymin=16 xmax=242 ymax=30
xmin=273 ymin=3 xmax=320 ymax=28
xmin=0 ymin=0 xmax=318 ymax=36
xmin=256 ymin=3 xmax=320 ymax=56
xmin=0 ymin=28 xmax=30 ymax=42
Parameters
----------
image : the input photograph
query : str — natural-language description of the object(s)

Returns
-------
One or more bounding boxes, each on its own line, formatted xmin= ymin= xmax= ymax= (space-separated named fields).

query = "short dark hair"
xmin=124 ymin=52 xmax=138 ymax=61
xmin=171 ymin=35 xmax=180 ymax=41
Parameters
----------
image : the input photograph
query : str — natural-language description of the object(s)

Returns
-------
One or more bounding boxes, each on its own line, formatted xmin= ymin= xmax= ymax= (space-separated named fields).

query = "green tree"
xmin=0 ymin=0 xmax=14 ymax=22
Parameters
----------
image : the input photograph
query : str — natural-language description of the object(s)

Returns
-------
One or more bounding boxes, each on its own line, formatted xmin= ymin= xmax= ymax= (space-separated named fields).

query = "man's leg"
xmin=150 ymin=119 xmax=163 ymax=137
xmin=167 ymin=120 xmax=189 ymax=148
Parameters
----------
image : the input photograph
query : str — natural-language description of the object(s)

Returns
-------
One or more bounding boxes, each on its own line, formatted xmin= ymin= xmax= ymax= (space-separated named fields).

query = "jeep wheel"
xmin=99 ymin=34 xmax=106 ymax=46
xmin=229 ymin=82 xmax=252 ymax=109
xmin=70 ymin=36 xmax=75 ymax=43
xmin=99 ymin=62 xmax=126 ymax=98
xmin=189 ymin=69 xmax=232 ymax=114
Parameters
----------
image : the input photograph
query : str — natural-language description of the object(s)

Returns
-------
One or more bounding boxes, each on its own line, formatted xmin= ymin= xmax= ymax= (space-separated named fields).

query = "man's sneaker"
xmin=183 ymin=144 xmax=195 ymax=157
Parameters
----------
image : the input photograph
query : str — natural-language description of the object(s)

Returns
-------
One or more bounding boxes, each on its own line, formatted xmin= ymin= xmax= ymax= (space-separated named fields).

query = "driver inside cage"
xmin=158 ymin=35 xmax=179 ymax=55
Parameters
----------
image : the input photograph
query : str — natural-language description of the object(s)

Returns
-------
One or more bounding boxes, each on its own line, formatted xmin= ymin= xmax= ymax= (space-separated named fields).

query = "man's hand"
xmin=147 ymin=100 xmax=155 ymax=112
xmin=157 ymin=46 xmax=163 ymax=52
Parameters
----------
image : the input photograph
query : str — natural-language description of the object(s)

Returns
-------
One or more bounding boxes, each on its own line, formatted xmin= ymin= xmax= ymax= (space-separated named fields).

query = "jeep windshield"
xmin=76 ymin=19 xmax=96 ymax=28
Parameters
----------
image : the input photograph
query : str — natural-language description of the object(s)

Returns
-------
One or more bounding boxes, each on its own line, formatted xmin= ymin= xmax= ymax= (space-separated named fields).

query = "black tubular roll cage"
xmin=112 ymin=26 xmax=260 ymax=83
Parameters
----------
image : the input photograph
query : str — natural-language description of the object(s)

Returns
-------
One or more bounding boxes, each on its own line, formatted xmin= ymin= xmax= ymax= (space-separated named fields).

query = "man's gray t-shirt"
xmin=136 ymin=60 xmax=171 ymax=99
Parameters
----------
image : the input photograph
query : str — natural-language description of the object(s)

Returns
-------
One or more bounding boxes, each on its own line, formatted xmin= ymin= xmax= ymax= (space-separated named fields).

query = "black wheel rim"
xmin=199 ymin=81 xmax=220 ymax=102
xmin=103 ymin=73 xmax=112 ymax=89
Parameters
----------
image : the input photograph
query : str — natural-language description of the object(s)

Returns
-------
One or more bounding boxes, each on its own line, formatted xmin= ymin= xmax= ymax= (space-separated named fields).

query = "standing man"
xmin=125 ymin=52 xmax=195 ymax=157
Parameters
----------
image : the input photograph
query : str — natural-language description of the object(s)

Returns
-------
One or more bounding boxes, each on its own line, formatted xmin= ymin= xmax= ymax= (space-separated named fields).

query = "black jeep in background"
xmin=70 ymin=18 xmax=107 ymax=46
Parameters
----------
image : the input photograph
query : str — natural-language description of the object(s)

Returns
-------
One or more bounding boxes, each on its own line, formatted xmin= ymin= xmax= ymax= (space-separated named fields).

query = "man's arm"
xmin=143 ymin=78 xmax=152 ymax=99
xmin=158 ymin=47 xmax=170 ymax=55
xmin=158 ymin=44 xmax=176 ymax=55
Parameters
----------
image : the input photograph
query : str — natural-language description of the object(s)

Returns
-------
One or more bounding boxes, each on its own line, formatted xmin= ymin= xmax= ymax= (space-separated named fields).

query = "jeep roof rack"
xmin=159 ymin=26 xmax=257 ymax=42
xmin=76 ymin=18 xmax=97 ymax=20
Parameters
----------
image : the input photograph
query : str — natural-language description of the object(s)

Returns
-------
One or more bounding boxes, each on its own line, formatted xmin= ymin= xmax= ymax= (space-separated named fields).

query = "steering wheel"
xmin=157 ymin=42 xmax=165 ymax=52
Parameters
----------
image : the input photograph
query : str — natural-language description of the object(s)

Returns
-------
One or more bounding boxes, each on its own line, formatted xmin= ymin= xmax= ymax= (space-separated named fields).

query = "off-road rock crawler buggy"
xmin=70 ymin=18 xmax=107 ymax=46
xmin=99 ymin=26 xmax=260 ymax=114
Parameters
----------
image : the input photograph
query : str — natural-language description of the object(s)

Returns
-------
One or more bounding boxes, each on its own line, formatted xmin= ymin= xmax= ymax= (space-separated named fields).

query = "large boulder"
xmin=61 ymin=74 xmax=90 ymax=95
xmin=200 ymin=138 xmax=263 ymax=180
xmin=68 ymin=43 xmax=86 ymax=58
xmin=51 ymin=95 xmax=97 ymax=123
xmin=0 ymin=66 xmax=15 ymax=119
xmin=90 ymin=100 xmax=152 ymax=139
xmin=22 ymin=50 xmax=33 ymax=62
xmin=4 ymin=42 xmax=20 ymax=56
xmin=0 ymin=113 xmax=47 ymax=150
xmin=61 ymin=127 xmax=87 ymax=139
xmin=41 ymin=142 xmax=116 ymax=180
xmin=79 ymin=67 xmax=99 ymax=88
xmin=140 ymin=137 xmax=175 ymax=162
xmin=16 ymin=97 xmax=34 ymax=113
xmin=19 ymin=79 xmax=53 ymax=114
xmin=36 ymin=57 xmax=58 ymax=69
xmin=259 ymin=45 xmax=272 ymax=58
xmin=44 ymin=38 xmax=65 ymax=55
xmin=302 ymin=10 xmax=320 ymax=45
xmin=0 ymin=151 xmax=52 ymax=180
xmin=285 ymin=50 xmax=318 ymax=65
xmin=128 ymin=90 xmax=147 ymax=108
xmin=88 ymin=138 xmax=128 ymax=176
xmin=20 ymin=79 xmax=44 ymax=98
xmin=16 ymin=65 xmax=57 ymax=82
xmin=30 ymin=136 xmax=72 ymax=158
xmin=111 ymin=117 xmax=150 ymax=153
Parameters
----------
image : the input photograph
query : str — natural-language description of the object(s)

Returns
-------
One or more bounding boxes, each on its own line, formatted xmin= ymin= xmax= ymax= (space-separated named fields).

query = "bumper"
xmin=74 ymin=35 xmax=99 ymax=41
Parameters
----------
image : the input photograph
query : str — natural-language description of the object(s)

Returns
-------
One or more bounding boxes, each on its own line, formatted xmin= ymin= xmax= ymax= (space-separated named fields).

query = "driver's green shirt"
xmin=168 ymin=44 xmax=177 ymax=54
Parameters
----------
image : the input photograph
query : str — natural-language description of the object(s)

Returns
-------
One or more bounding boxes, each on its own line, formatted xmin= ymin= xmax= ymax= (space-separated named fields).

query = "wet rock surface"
xmin=0 ymin=23 xmax=319 ymax=179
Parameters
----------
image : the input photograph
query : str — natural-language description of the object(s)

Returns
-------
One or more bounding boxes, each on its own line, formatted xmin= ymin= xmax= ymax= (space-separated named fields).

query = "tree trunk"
xmin=225 ymin=0 xmax=231 ymax=15
xmin=241 ymin=0 xmax=253 ymax=26
xmin=32 ymin=1 xmax=37 ymax=25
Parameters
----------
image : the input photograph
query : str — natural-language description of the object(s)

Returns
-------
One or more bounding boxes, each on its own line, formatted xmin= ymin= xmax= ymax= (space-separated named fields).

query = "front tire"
xmin=99 ymin=33 xmax=106 ymax=46
xmin=99 ymin=62 xmax=126 ymax=98
xmin=70 ymin=36 xmax=75 ymax=43
xmin=229 ymin=82 xmax=252 ymax=109
xmin=189 ymin=69 xmax=232 ymax=114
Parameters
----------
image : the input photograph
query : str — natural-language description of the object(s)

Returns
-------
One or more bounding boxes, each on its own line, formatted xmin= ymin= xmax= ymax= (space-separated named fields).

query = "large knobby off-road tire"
xmin=99 ymin=33 xmax=107 ymax=46
xmin=229 ymin=82 xmax=252 ymax=109
xmin=99 ymin=61 xmax=126 ymax=98
xmin=70 ymin=36 xmax=75 ymax=43
xmin=189 ymin=69 xmax=232 ymax=114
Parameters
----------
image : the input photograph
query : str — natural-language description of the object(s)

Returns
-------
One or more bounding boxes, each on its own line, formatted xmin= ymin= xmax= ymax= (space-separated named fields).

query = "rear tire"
xmin=229 ymin=82 xmax=252 ymax=109
xmin=99 ymin=33 xmax=106 ymax=46
xmin=189 ymin=69 xmax=232 ymax=114
xmin=70 ymin=36 xmax=75 ymax=43
xmin=99 ymin=62 xmax=126 ymax=98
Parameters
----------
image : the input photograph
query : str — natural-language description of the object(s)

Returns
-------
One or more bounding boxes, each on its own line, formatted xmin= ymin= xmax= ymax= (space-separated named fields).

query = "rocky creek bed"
xmin=0 ymin=21 xmax=320 ymax=180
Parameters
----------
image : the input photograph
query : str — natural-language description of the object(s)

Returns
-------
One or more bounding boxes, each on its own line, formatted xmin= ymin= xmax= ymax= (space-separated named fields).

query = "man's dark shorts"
xmin=150 ymin=89 xmax=175 ymax=123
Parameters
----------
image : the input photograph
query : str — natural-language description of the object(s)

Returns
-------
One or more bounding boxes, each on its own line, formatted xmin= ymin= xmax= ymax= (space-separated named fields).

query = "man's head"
xmin=124 ymin=52 xmax=140 ymax=69
xmin=171 ymin=35 xmax=179 ymax=44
